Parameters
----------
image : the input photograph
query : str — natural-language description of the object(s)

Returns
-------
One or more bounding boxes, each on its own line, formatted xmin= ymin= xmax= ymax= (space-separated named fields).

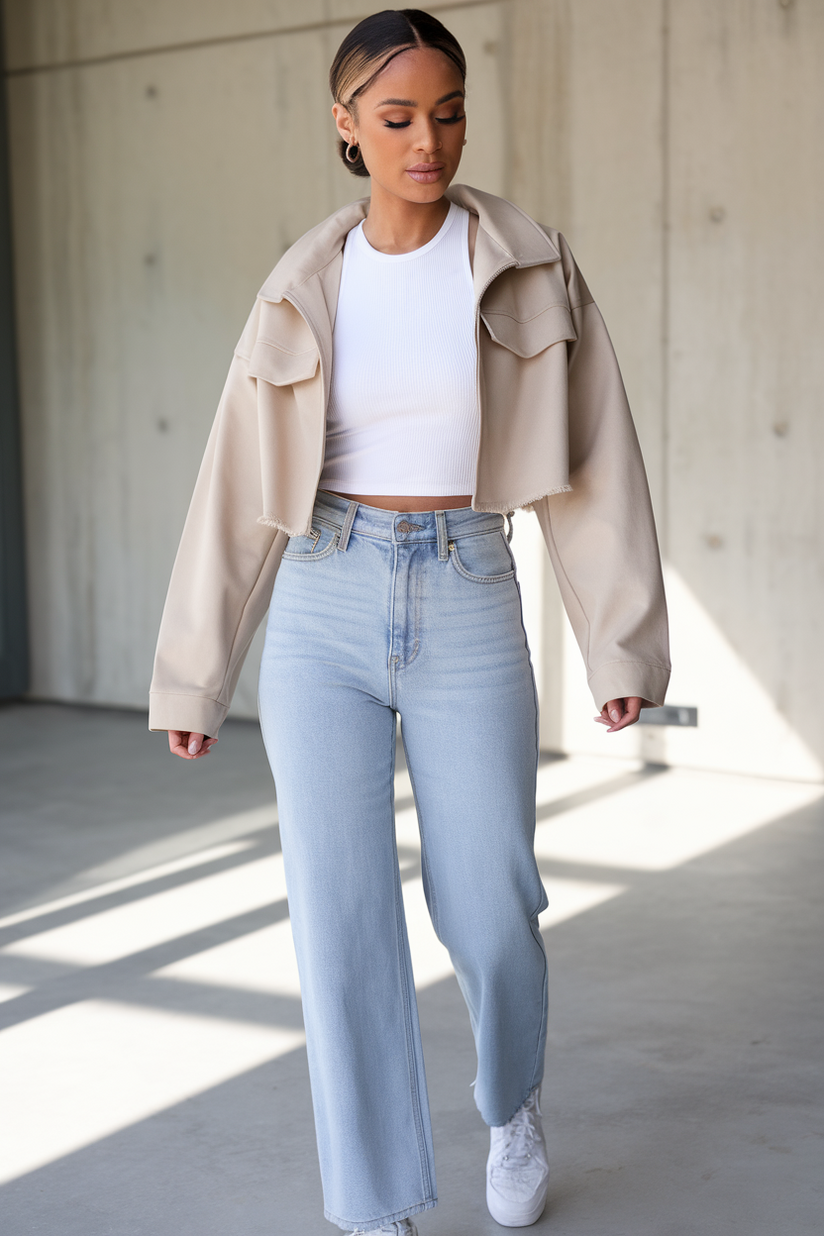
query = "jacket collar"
xmin=258 ymin=183 xmax=561 ymax=306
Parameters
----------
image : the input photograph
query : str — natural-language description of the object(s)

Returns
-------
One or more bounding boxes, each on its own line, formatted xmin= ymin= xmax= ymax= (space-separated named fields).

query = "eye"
xmin=384 ymin=120 xmax=411 ymax=129
xmin=437 ymin=113 xmax=466 ymax=125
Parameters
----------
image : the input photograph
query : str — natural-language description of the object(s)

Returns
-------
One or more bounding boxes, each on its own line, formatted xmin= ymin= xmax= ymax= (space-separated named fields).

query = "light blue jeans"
xmin=258 ymin=491 xmax=548 ymax=1232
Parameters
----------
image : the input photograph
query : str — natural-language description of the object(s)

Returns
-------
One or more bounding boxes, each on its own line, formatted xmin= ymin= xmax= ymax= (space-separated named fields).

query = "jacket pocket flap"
xmin=481 ymin=302 xmax=577 ymax=358
xmin=248 ymin=339 xmax=320 ymax=386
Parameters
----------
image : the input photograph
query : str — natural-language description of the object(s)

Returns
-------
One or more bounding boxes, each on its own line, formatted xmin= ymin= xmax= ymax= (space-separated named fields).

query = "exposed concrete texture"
xmin=1 ymin=702 xmax=822 ymax=1234
xmin=2 ymin=1 xmax=823 ymax=780
xmin=3 ymin=1 xmax=483 ymax=72
xmin=2 ymin=1 xmax=512 ymax=722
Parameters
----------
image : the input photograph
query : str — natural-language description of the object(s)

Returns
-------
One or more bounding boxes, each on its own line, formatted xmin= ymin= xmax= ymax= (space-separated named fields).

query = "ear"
xmin=332 ymin=103 xmax=356 ymax=146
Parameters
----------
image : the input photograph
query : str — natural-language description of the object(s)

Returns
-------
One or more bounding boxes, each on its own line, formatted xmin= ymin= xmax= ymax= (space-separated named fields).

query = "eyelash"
xmin=384 ymin=114 xmax=465 ymax=129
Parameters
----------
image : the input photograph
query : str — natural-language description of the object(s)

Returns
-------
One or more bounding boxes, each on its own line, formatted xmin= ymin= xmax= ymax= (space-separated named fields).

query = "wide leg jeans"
xmin=258 ymin=492 xmax=549 ymax=1232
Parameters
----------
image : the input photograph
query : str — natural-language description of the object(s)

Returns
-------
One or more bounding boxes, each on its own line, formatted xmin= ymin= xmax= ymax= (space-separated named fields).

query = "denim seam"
xmin=309 ymin=522 xmax=505 ymax=547
xmin=388 ymin=597 xmax=433 ymax=1200
xmin=282 ymin=531 xmax=339 ymax=561
xmin=436 ymin=510 xmax=449 ymax=560
xmin=392 ymin=814 xmax=434 ymax=1201
xmin=449 ymin=523 xmax=507 ymax=541
xmin=402 ymin=734 xmax=441 ymax=941
xmin=404 ymin=556 xmax=422 ymax=669
xmin=310 ymin=514 xmax=344 ymax=533
xmin=449 ymin=546 xmax=516 ymax=584
xmin=387 ymin=541 xmax=399 ymax=708
xmin=518 ymin=570 xmax=549 ymax=1107
xmin=337 ymin=500 xmax=359 ymax=552
xmin=470 ymin=568 xmax=547 ymax=1132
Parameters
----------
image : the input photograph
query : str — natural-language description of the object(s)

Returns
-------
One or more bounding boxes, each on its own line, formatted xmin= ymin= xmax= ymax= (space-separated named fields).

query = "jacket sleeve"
xmin=533 ymin=233 xmax=671 ymax=711
xmin=148 ymin=304 xmax=288 ymax=737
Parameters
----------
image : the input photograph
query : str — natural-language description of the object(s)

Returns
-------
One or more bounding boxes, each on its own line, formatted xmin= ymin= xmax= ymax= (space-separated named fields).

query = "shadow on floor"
xmin=1 ymin=702 xmax=822 ymax=1236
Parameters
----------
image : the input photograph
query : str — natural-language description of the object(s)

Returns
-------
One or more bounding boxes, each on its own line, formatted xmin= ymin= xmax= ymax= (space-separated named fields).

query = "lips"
xmin=406 ymin=162 xmax=445 ymax=184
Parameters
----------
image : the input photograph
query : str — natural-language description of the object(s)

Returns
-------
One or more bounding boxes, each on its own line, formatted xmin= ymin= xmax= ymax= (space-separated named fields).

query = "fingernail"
xmin=188 ymin=740 xmax=198 ymax=754
xmin=610 ymin=709 xmax=620 ymax=722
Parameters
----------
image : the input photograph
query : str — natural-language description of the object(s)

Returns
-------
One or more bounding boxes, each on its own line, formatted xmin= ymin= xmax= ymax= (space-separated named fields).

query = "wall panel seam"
xmin=4 ymin=0 xmax=520 ymax=77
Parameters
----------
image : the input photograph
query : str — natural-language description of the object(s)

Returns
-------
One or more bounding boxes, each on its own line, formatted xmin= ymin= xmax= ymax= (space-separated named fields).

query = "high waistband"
xmin=313 ymin=490 xmax=508 ymax=551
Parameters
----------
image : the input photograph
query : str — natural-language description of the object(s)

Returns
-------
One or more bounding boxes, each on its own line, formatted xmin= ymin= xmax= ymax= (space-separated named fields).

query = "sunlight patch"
xmin=2 ymin=853 xmax=287 ymax=968
xmin=538 ymin=877 xmax=626 ymax=928
xmin=0 ymin=839 xmax=257 ymax=930
xmin=154 ymin=918 xmax=302 ymax=998
xmin=0 ymin=982 xmax=31 ymax=1004
xmin=533 ymin=769 xmax=822 ymax=870
xmin=0 ymin=999 xmax=303 ymax=1184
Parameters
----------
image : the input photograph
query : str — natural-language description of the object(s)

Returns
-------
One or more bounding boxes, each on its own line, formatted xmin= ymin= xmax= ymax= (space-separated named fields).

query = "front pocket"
xmin=282 ymin=523 xmax=339 ymax=560
xmin=248 ymin=338 xmax=320 ymax=387
xmin=449 ymin=530 xmax=516 ymax=583
xmin=480 ymin=302 xmax=577 ymax=358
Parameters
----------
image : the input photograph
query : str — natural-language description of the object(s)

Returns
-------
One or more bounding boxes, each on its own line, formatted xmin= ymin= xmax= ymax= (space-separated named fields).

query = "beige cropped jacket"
xmin=149 ymin=184 xmax=670 ymax=737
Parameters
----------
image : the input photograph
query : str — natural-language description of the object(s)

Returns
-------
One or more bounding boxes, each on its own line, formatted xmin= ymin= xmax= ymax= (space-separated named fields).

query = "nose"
xmin=413 ymin=119 xmax=442 ymax=155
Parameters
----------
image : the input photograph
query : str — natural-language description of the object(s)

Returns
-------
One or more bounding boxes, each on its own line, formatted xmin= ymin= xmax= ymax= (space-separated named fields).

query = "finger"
xmin=595 ymin=699 xmax=624 ymax=731
xmin=186 ymin=733 xmax=208 ymax=757
xmin=605 ymin=698 xmax=644 ymax=733
xmin=168 ymin=730 xmax=195 ymax=758
xmin=189 ymin=734 xmax=218 ymax=759
xmin=610 ymin=698 xmax=642 ymax=730
xmin=167 ymin=731 xmax=217 ymax=759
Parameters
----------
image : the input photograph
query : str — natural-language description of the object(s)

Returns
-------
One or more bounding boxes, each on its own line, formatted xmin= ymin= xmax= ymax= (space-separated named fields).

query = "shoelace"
xmin=492 ymin=1092 xmax=542 ymax=1170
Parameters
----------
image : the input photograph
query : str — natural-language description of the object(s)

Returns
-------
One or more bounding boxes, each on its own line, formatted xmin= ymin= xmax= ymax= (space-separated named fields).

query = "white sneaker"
xmin=350 ymin=1220 xmax=418 ymax=1235
xmin=486 ymin=1086 xmax=549 ymax=1227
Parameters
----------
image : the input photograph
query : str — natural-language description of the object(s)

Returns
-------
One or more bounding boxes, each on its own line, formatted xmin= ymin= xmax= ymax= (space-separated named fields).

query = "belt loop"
xmin=505 ymin=512 xmax=514 ymax=543
xmin=436 ymin=510 xmax=449 ymax=561
xmin=337 ymin=501 xmax=358 ymax=552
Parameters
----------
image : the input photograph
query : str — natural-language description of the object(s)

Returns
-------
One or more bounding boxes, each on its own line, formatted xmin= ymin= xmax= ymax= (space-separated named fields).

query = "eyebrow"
xmin=374 ymin=90 xmax=465 ymax=108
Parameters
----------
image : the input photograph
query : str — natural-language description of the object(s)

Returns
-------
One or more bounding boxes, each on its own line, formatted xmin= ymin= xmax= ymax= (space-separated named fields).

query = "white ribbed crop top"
xmin=320 ymin=201 xmax=479 ymax=496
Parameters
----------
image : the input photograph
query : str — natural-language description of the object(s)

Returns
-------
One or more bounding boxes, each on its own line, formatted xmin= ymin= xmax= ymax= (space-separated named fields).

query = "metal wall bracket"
xmin=639 ymin=705 xmax=698 ymax=727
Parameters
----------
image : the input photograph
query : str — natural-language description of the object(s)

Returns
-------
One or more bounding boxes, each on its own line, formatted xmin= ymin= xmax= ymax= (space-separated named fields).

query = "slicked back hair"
xmin=329 ymin=9 xmax=466 ymax=177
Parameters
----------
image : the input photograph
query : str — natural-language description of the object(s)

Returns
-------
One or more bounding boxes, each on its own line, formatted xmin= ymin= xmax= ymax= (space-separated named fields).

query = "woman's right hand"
xmin=168 ymin=731 xmax=218 ymax=760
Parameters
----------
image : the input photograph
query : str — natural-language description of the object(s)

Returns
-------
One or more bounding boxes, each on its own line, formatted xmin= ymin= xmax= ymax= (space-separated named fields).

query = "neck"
xmin=362 ymin=183 xmax=451 ymax=255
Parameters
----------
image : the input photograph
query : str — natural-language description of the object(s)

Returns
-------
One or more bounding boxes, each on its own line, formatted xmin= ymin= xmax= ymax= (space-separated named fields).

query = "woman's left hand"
xmin=594 ymin=697 xmax=646 ymax=733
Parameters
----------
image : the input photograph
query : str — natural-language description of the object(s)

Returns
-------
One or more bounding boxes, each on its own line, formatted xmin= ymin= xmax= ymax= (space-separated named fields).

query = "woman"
xmin=150 ymin=9 xmax=670 ymax=1233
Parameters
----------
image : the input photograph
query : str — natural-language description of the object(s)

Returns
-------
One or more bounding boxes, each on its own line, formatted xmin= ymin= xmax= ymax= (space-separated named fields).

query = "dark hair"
xmin=329 ymin=9 xmax=467 ymax=178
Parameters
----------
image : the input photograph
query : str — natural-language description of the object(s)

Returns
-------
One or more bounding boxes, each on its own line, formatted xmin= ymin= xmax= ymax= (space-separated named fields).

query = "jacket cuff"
xmin=587 ymin=661 xmax=671 ymax=712
xmin=148 ymin=692 xmax=230 ymax=739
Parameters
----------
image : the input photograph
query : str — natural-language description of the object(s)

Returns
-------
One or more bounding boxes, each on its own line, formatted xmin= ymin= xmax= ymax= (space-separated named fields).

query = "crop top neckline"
xmin=351 ymin=200 xmax=462 ymax=264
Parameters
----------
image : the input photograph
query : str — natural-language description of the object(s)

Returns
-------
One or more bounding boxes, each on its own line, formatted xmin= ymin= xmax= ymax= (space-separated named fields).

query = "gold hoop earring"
xmin=346 ymin=142 xmax=360 ymax=163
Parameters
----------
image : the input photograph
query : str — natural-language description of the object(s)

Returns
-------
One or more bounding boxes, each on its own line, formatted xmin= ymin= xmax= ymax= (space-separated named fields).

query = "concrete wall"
xmin=3 ymin=0 xmax=822 ymax=781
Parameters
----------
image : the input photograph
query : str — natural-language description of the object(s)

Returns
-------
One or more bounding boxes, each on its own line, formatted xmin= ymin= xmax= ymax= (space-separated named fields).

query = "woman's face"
xmin=333 ymin=46 xmax=466 ymax=204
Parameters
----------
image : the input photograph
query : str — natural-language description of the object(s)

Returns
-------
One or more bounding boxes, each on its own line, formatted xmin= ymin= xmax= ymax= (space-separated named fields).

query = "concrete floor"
xmin=0 ymin=701 xmax=822 ymax=1236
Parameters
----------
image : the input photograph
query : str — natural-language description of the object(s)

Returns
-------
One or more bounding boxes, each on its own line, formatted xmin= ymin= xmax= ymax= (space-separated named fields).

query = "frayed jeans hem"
xmin=481 ymin=1079 xmax=543 ymax=1129
xmin=328 ymin=1196 xmax=437 ymax=1231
